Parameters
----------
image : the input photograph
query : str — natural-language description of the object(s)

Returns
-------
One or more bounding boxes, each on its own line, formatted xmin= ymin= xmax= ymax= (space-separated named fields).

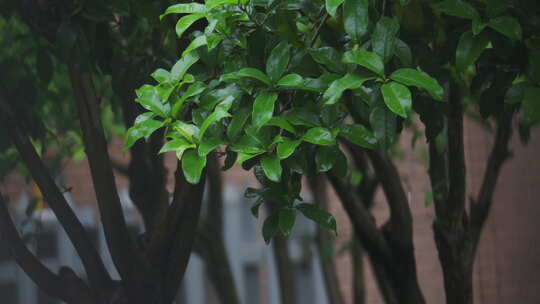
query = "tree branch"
xmin=308 ymin=176 xmax=345 ymax=304
xmin=67 ymin=64 xmax=145 ymax=284
xmin=362 ymin=150 xmax=426 ymax=303
xmin=333 ymin=145 xmax=398 ymax=304
xmin=446 ymin=82 xmax=466 ymax=223
xmin=428 ymin=140 xmax=449 ymax=218
xmin=118 ymin=85 xmax=168 ymax=233
xmin=0 ymin=194 xmax=93 ymax=303
xmin=470 ymin=106 xmax=514 ymax=254
xmin=342 ymin=142 xmax=379 ymax=205
xmin=326 ymin=172 xmax=395 ymax=268
xmin=0 ymin=96 xmax=111 ymax=293
xmin=161 ymin=166 xmax=206 ymax=304
xmin=0 ymin=194 xmax=68 ymax=301
xmin=366 ymin=149 xmax=413 ymax=244
xmin=196 ymin=155 xmax=240 ymax=304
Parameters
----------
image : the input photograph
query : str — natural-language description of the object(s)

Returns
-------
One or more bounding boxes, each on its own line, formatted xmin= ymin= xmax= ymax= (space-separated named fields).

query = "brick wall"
xmin=2 ymin=120 xmax=539 ymax=304
xmin=331 ymin=120 xmax=540 ymax=304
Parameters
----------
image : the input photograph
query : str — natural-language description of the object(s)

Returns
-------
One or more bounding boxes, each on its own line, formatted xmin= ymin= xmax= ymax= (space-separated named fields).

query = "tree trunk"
xmin=273 ymin=236 xmax=297 ymax=304
xmin=317 ymin=230 xmax=345 ymax=304
xmin=203 ymin=240 xmax=241 ymax=304
xmin=433 ymin=221 xmax=474 ymax=304
xmin=309 ymin=176 xmax=345 ymax=304
xmin=198 ymin=155 xmax=240 ymax=304
xmin=353 ymin=240 xmax=365 ymax=304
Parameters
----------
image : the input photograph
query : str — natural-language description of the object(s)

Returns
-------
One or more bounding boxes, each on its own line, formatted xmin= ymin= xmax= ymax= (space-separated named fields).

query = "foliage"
xmin=127 ymin=0 xmax=539 ymax=241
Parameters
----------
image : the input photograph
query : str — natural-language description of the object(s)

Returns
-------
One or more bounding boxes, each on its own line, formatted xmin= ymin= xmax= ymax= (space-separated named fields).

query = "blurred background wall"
xmin=1 ymin=122 xmax=539 ymax=304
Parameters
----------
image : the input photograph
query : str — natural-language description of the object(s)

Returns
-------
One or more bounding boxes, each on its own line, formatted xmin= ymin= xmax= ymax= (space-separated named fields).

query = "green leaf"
xmin=221 ymin=67 xmax=272 ymax=86
xmin=343 ymin=0 xmax=369 ymax=42
xmin=159 ymin=138 xmax=195 ymax=154
xmin=394 ymin=39 xmax=412 ymax=67
xmin=182 ymin=35 xmax=207 ymax=57
xmin=156 ymin=82 xmax=176 ymax=103
xmin=215 ymin=95 xmax=235 ymax=112
xmin=266 ymin=41 xmax=291 ymax=83
xmin=432 ymin=0 xmax=479 ymax=20
xmin=338 ymin=124 xmax=377 ymax=149
xmin=134 ymin=112 xmax=154 ymax=124
xmin=237 ymin=152 xmax=263 ymax=164
xmin=283 ymin=108 xmax=321 ymax=127
xmin=390 ymin=68 xmax=444 ymax=101
xmin=455 ymin=31 xmax=490 ymax=72
xmin=349 ymin=169 xmax=364 ymax=187
xmin=207 ymin=33 xmax=224 ymax=51
xmin=472 ymin=18 xmax=487 ymax=35
xmin=181 ymin=149 xmax=207 ymax=184
xmin=172 ymin=121 xmax=200 ymax=143
xmin=343 ymin=50 xmax=385 ymax=76
xmin=262 ymin=213 xmax=279 ymax=243
xmin=309 ymin=47 xmax=347 ymax=74
xmin=278 ymin=208 xmax=296 ymax=236
xmin=176 ymin=14 xmax=206 ymax=40
xmin=326 ymin=0 xmax=345 ymax=17
xmin=171 ymin=52 xmax=200 ymax=81
xmin=270 ymin=135 xmax=284 ymax=147
xmin=227 ymin=106 xmax=251 ymax=140
xmin=277 ymin=74 xmax=304 ymax=88
xmin=124 ymin=119 xmax=164 ymax=149
xmin=205 ymin=0 xmax=239 ymax=10
xmin=504 ymin=83 xmax=524 ymax=104
xmin=323 ymin=72 xmax=374 ymax=105
xmin=315 ymin=146 xmax=338 ymax=172
xmin=160 ymin=3 xmax=206 ymax=19
xmin=488 ymin=16 xmax=522 ymax=41
xmin=135 ymin=85 xmax=171 ymax=117
xmin=486 ymin=0 xmax=512 ymax=18
xmin=523 ymin=87 xmax=540 ymax=124
xmin=302 ymin=127 xmax=336 ymax=146
xmin=261 ymin=155 xmax=282 ymax=182
xmin=172 ymin=82 xmax=207 ymax=117
xmin=370 ymin=107 xmax=396 ymax=148
xmin=372 ymin=17 xmax=400 ymax=63
xmin=243 ymin=123 xmax=271 ymax=149
xmin=231 ymin=135 xmax=266 ymax=154
xmin=252 ymin=91 xmax=278 ymax=131
xmin=200 ymin=84 xmax=242 ymax=110
xmin=296 ymin=203 xmax=337 ymax=231
xmin=381 ymin=82 xmax=412 ymax=118
xmin=277 ymin=139 xmax=301 ymax=159
xmin=267 ymin=117 xmax=297 ymax=134
xmin=198 ymin=137 xmax=226 ymax=156
xmin=199 ymin=97 xmax=234 ymax=140
xmin=251 ymin=199 xmax=264 ymax=218
xmin=424 ymin=191 xmax=434 ymax=206
xmin=151 ymin=69 xmax=171 ymax=83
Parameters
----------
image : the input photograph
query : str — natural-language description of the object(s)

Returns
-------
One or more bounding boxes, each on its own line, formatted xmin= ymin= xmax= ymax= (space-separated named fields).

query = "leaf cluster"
xmin=128 ymin=0 xmax=540 ymax=241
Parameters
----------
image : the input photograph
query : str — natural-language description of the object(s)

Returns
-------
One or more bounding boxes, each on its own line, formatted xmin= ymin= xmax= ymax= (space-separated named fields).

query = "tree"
xmin=1 ymin=0 xmax=539 ymax=304
xmin=0 ymin=1 xmax=238 ymax=303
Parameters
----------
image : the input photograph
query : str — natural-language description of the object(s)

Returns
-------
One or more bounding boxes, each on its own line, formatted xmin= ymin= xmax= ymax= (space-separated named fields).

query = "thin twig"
xmin=309 ymin=12 xmax=329 ymax=48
